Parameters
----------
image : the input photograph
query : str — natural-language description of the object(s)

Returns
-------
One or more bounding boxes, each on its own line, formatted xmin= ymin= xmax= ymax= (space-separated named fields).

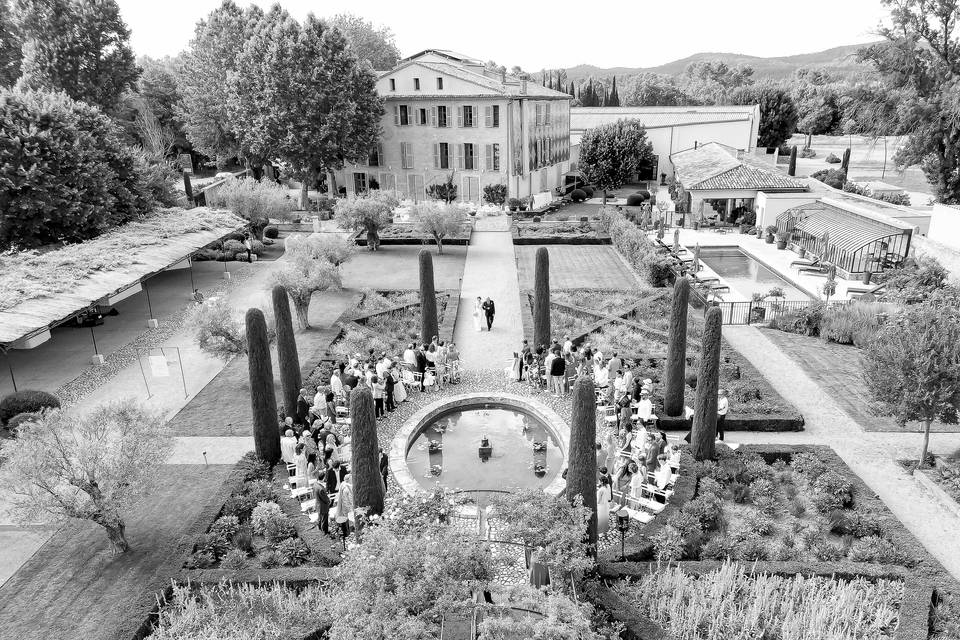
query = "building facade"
xmin=335 ymin=50 xmax=572 ymax=202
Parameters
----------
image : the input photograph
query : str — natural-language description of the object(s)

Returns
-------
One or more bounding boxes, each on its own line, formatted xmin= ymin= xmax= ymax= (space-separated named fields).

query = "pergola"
xmin=775 ymin=199 xmax=913 ymax=276
xmin=0 ymin=208 xmax=245 ymax=389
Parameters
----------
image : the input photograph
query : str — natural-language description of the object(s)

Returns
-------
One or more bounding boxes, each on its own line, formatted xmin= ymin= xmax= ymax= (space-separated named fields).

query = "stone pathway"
xmin=722 ymin=325 xmax=960 ymax=581
xmin=454 ymin=218 xmax=523 ymax=371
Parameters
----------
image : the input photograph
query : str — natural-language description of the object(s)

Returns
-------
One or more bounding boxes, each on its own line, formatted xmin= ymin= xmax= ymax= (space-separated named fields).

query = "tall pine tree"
xmin=608 ymin=76 xmax=620 ymax=106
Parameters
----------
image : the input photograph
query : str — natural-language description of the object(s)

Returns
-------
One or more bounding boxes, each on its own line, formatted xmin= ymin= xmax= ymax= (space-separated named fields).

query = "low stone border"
xmin=388 ymin=392 xmax=571 ymax=499
xmin=913 ymin=467 xmax=960 ymax=521
xmin=180 ymin=566 xmax=334 ymax=586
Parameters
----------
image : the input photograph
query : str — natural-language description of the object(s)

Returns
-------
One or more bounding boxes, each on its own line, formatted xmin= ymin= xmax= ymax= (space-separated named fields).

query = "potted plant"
xmin=755 ymin=226 xmax=763 ymax=239
xmin=508 ymin=197 xmax=520 ymax=212
xmin=862 ymin=270 xmax=872 ymax=285
xmin=750 ymin=292 xmax=768 ymax=322
xmin=765 ymin=225 xmax=777 ymax=244
xmin=797 ymin=246 xmax=806 ymax=259
xmin=692 ymin=219 xmax=700 ymax=230
xmin=739 ymin=223 xmax=751 ymax=234
xmin=775 ymin=232 xmax=788 ymax=250
xmin=519 ymin=198 xmax=528 ymax=212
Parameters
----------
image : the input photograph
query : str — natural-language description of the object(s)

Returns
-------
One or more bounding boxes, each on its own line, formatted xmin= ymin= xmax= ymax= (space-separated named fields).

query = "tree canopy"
xmin=862 ymin=298 xmax=960 ymax=464
xmin=0 ymin=399 xmax=173 ymax=552
xmin=0 ymin=0 xmax=20 ymax=86
xmin=328 ymin=13 xmax=400 ymax=70
xmin=858 ymin=0 xmax=960 ymax=203
xmin=624 ymin=73 xmax=695 ymax=107
xmin=578 ymin=118 xmax=655 ymax=195
xmin=413 ymin=202 xmax=466 ymax=254
xmin=227 ymin=12 xmax=383 ymax=208
xmin=729 ymin=83 xmax=799 ymax=149
xmin=176 ymin=0 xmax=260 ymax=163
xmin=15 ymin=0 xmax=140 ymax=114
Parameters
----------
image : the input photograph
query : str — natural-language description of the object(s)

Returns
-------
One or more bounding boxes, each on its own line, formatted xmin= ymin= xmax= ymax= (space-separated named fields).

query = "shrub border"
xmin=350 ymin=225 xmax=473 ymax=247
xmin=596 ymin=444 xmax=955 ymax=640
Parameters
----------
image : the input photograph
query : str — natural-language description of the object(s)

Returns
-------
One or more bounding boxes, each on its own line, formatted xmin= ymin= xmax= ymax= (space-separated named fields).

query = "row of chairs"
xmin=284 ymin=462 xmax=352 ymax=528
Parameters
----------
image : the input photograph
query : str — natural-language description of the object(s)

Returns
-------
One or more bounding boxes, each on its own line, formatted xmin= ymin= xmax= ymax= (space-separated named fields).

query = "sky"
xmin=116 ymin=0 xmax=890 ymax=70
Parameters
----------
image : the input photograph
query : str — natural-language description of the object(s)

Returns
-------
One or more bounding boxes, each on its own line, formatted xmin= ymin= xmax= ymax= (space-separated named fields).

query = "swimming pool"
xmin=698 ymin=247 xmax=812 ymax=300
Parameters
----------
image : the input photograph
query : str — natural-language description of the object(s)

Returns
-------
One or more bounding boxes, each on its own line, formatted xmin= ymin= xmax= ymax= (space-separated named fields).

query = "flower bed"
xmin=513 ymin=220 xmax=611 ymax=245
xmin=182 ymin=454 xmax=336 ymax=572
xmin=150 ymin=581 xmax=330 ymax=640
xmin=615 ymin=562 xmax=903 ymax=640
xmin=328 ymin=290 xmax=449 ymax=359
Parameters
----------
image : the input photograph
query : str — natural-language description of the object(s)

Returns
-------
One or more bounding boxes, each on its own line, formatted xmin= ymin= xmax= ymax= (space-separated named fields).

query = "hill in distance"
xmin=563 ymin=43 xmax=879 ymax=85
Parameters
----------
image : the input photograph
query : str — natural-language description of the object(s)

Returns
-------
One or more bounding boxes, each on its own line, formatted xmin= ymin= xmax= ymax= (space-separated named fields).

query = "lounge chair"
xmin=790 ymin=255 xmax=820 ymax=269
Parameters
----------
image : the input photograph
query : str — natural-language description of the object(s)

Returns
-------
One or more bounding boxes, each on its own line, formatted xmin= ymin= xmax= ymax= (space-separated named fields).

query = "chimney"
xmin=520 ymin=78 xmax=527 ymax=95
xmin=500 ymin=69 xmax=506 ymax=84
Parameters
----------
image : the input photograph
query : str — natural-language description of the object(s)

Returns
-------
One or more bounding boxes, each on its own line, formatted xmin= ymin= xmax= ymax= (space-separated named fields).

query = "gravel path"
xmin=722 ymin=325 xmax=960 ymax=582
xmin=454 ymin=226 xmax=524 ymax=371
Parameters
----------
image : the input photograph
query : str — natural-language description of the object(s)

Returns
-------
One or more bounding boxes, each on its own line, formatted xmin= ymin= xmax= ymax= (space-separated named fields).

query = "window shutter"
xmin=545 ymin=103 xmax=551 ymax=126
xmin=456 ymin=144 xmax=463 ymax=169
xmin=474 ymin=106 xmax=480 ymax=128
xmin=472 ymin=144 xmax=478 ymax=170
xmin=394 ymin=105 xmax=400 ymax=126
xmin=485 ymin=144 xmax=492 ymax=172
xmin=400 ymin=143 xmax=406 ymax=168
xmin=431 ymin=107 xmax=437 ymax=127
xmin=456 ymin=105 xmax=462 ymax=128
xmin=433 ymin=143 xmax=439 ymax=169
xmin=408 ymin=144 xmax=414 ymax=168
xmin=484 ymin=106 xmax=491 ymax=127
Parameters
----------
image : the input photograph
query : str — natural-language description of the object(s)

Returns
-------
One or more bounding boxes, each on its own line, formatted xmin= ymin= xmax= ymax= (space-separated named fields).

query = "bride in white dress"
xmin=472 ymin=296 xmax=483 ymax=332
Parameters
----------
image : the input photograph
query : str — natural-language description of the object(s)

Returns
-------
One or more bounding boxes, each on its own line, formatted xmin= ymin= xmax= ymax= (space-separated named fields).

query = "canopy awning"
xmin=792 ymin=208 xmax=901 ymax=253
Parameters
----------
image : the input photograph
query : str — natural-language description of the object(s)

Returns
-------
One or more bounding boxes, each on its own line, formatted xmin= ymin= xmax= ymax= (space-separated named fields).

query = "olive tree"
xmin=271 ymin=237 xmax=347 ymax=328
xmin=334 ymin=191 xmax=397 ymax=251
xmin=413 ymin=202 xmax=465 ymax=254
xmin=0 ymin=400 xmax=173 ymax=553
xmin=187 ymin=298 xmax=274 ymax=360
xmin=862 ymin=297 xmax=960 ymax=466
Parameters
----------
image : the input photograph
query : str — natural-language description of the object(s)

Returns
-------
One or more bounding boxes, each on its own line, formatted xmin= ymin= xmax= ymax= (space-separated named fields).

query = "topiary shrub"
xmin=223 ymin=239 xmax=245 ymax=254
xmin=275 ymin=537 xmax=310 ymax=566
xmin=263 ymin=225 xmax=279 ymax=239
xmin=570 ymin=189 xmax=587 ymax=203
xmin=582 ymin=186 xmax=595 ymax=198
xmin=5 ymin=412 xmax=41 ymax=431
xmin=251 ymin=501 xmax=284 ymax=535
xmin=210 ymin=515 xmax=241 ymax=540
xmin=799 ymin=147 xmax=816 ymax=159
xmin=626 ymin=193 xmax=645 ymax=206
xmin=0 ymin=390 xmax=61 ymax=425
xmin=825 ymin=153 xmax=841 ymax=164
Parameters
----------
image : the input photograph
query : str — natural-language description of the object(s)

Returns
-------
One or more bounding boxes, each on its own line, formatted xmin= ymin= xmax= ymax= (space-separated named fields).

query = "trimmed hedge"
xmin=0 ymin=390 xmax=61 ymax=425
xmin=263 ymin=225 xmax=279 ymax=239
xmin=571 ymin=189 xmax=587 ymax=202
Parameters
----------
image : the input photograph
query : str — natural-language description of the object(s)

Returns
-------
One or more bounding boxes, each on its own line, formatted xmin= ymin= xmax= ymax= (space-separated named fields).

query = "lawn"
xmin=515 ymin=246 xmax=640 ymax=290
xmin=0 ymin=464 xmax=232 ymax=640
xmin=342 ymin=245 xmax=466 ymax=290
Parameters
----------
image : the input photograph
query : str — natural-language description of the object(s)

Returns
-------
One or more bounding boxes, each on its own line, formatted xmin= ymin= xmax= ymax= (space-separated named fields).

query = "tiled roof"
xmin=415 ymin=61 xmax=506 ymax=93
xmin=394 ymin=59 xmax=570 ymax=99
xmin=571 ymin=107 xmax=754 ymax=132
xmin=671 ymin=142 xmax=806 ymax=191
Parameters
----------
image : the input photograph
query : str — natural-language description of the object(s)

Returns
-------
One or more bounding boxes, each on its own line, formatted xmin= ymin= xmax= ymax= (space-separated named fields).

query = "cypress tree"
xmin=608 ymin=76 xmax=620 ymax=107
xmin=419 ymin=250 xmax=438 ymax=344
xmin=788 ymin=145 xmax=798 ymax=176
xmin=664 ymin=278 xmax=690 ymax=417
xmin=350 ymin=385 xmax=384 ymax=516
xmin=533 ymin=247 xmax=551 ymax=348
xmin=271 ymin=285 xmax=301 ymax=419
xmin=567 ymin=375 xmax=598 ymax=555
xmin=692 ymin=307 xmax=723 ymax=461
xmin=841 ymin=147 xmax=851 ymax=176
xmin=246 ymin=308 xmax=281 ymax=465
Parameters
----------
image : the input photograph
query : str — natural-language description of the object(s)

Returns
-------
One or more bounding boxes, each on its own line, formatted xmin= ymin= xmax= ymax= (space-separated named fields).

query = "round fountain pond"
xmin=390 ymin=393 xmax=569 ymax=497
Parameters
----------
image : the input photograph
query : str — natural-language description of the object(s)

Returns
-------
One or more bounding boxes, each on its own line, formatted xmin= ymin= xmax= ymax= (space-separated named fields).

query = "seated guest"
xmin=654 ymin=454 xmax=673 ymax=489
xmin=280 ymin=429 xmax=298 ymax=465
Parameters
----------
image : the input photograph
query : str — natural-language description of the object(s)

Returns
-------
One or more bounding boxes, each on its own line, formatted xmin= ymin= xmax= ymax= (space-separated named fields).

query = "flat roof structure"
xmin=570 ymin=105 xmax=759 ymax=146
xmin=0 ymin=208 xmax=245 ymax=348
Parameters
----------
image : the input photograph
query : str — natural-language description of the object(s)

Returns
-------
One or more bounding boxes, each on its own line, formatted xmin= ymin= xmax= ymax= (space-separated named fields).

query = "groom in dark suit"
xmin=482 ymin=297 xmax=496 ymax=331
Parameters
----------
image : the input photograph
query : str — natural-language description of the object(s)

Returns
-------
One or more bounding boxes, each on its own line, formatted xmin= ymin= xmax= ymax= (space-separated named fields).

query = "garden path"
xmin=454 ymin=217 xmax=523 ymax=371
xmin=721 ymin=324 xmax=960 ymax=582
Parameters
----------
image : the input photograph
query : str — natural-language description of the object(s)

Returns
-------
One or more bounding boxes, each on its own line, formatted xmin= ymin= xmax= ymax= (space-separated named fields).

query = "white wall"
xmin=927 ymin=203 xmax=960 ymax=247
xmin=755 ymin=192 xmax=819 ymax=228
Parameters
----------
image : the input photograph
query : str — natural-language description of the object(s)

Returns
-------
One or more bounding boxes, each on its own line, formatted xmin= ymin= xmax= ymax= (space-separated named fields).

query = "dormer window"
xmin=437 ymin=77 xmax=443 ymax=90
xmin=414 ymin=78 xmax=420 ymax=90
xmin=389 ymin=78 xmax=396 ymax=91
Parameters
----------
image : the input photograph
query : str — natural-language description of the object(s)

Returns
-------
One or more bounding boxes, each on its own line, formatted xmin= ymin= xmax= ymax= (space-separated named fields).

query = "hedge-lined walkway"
xmin=722 ymin=325 xmax=960 ymax=582
xmin=0 ymin=464 xmax=232 ymax=640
